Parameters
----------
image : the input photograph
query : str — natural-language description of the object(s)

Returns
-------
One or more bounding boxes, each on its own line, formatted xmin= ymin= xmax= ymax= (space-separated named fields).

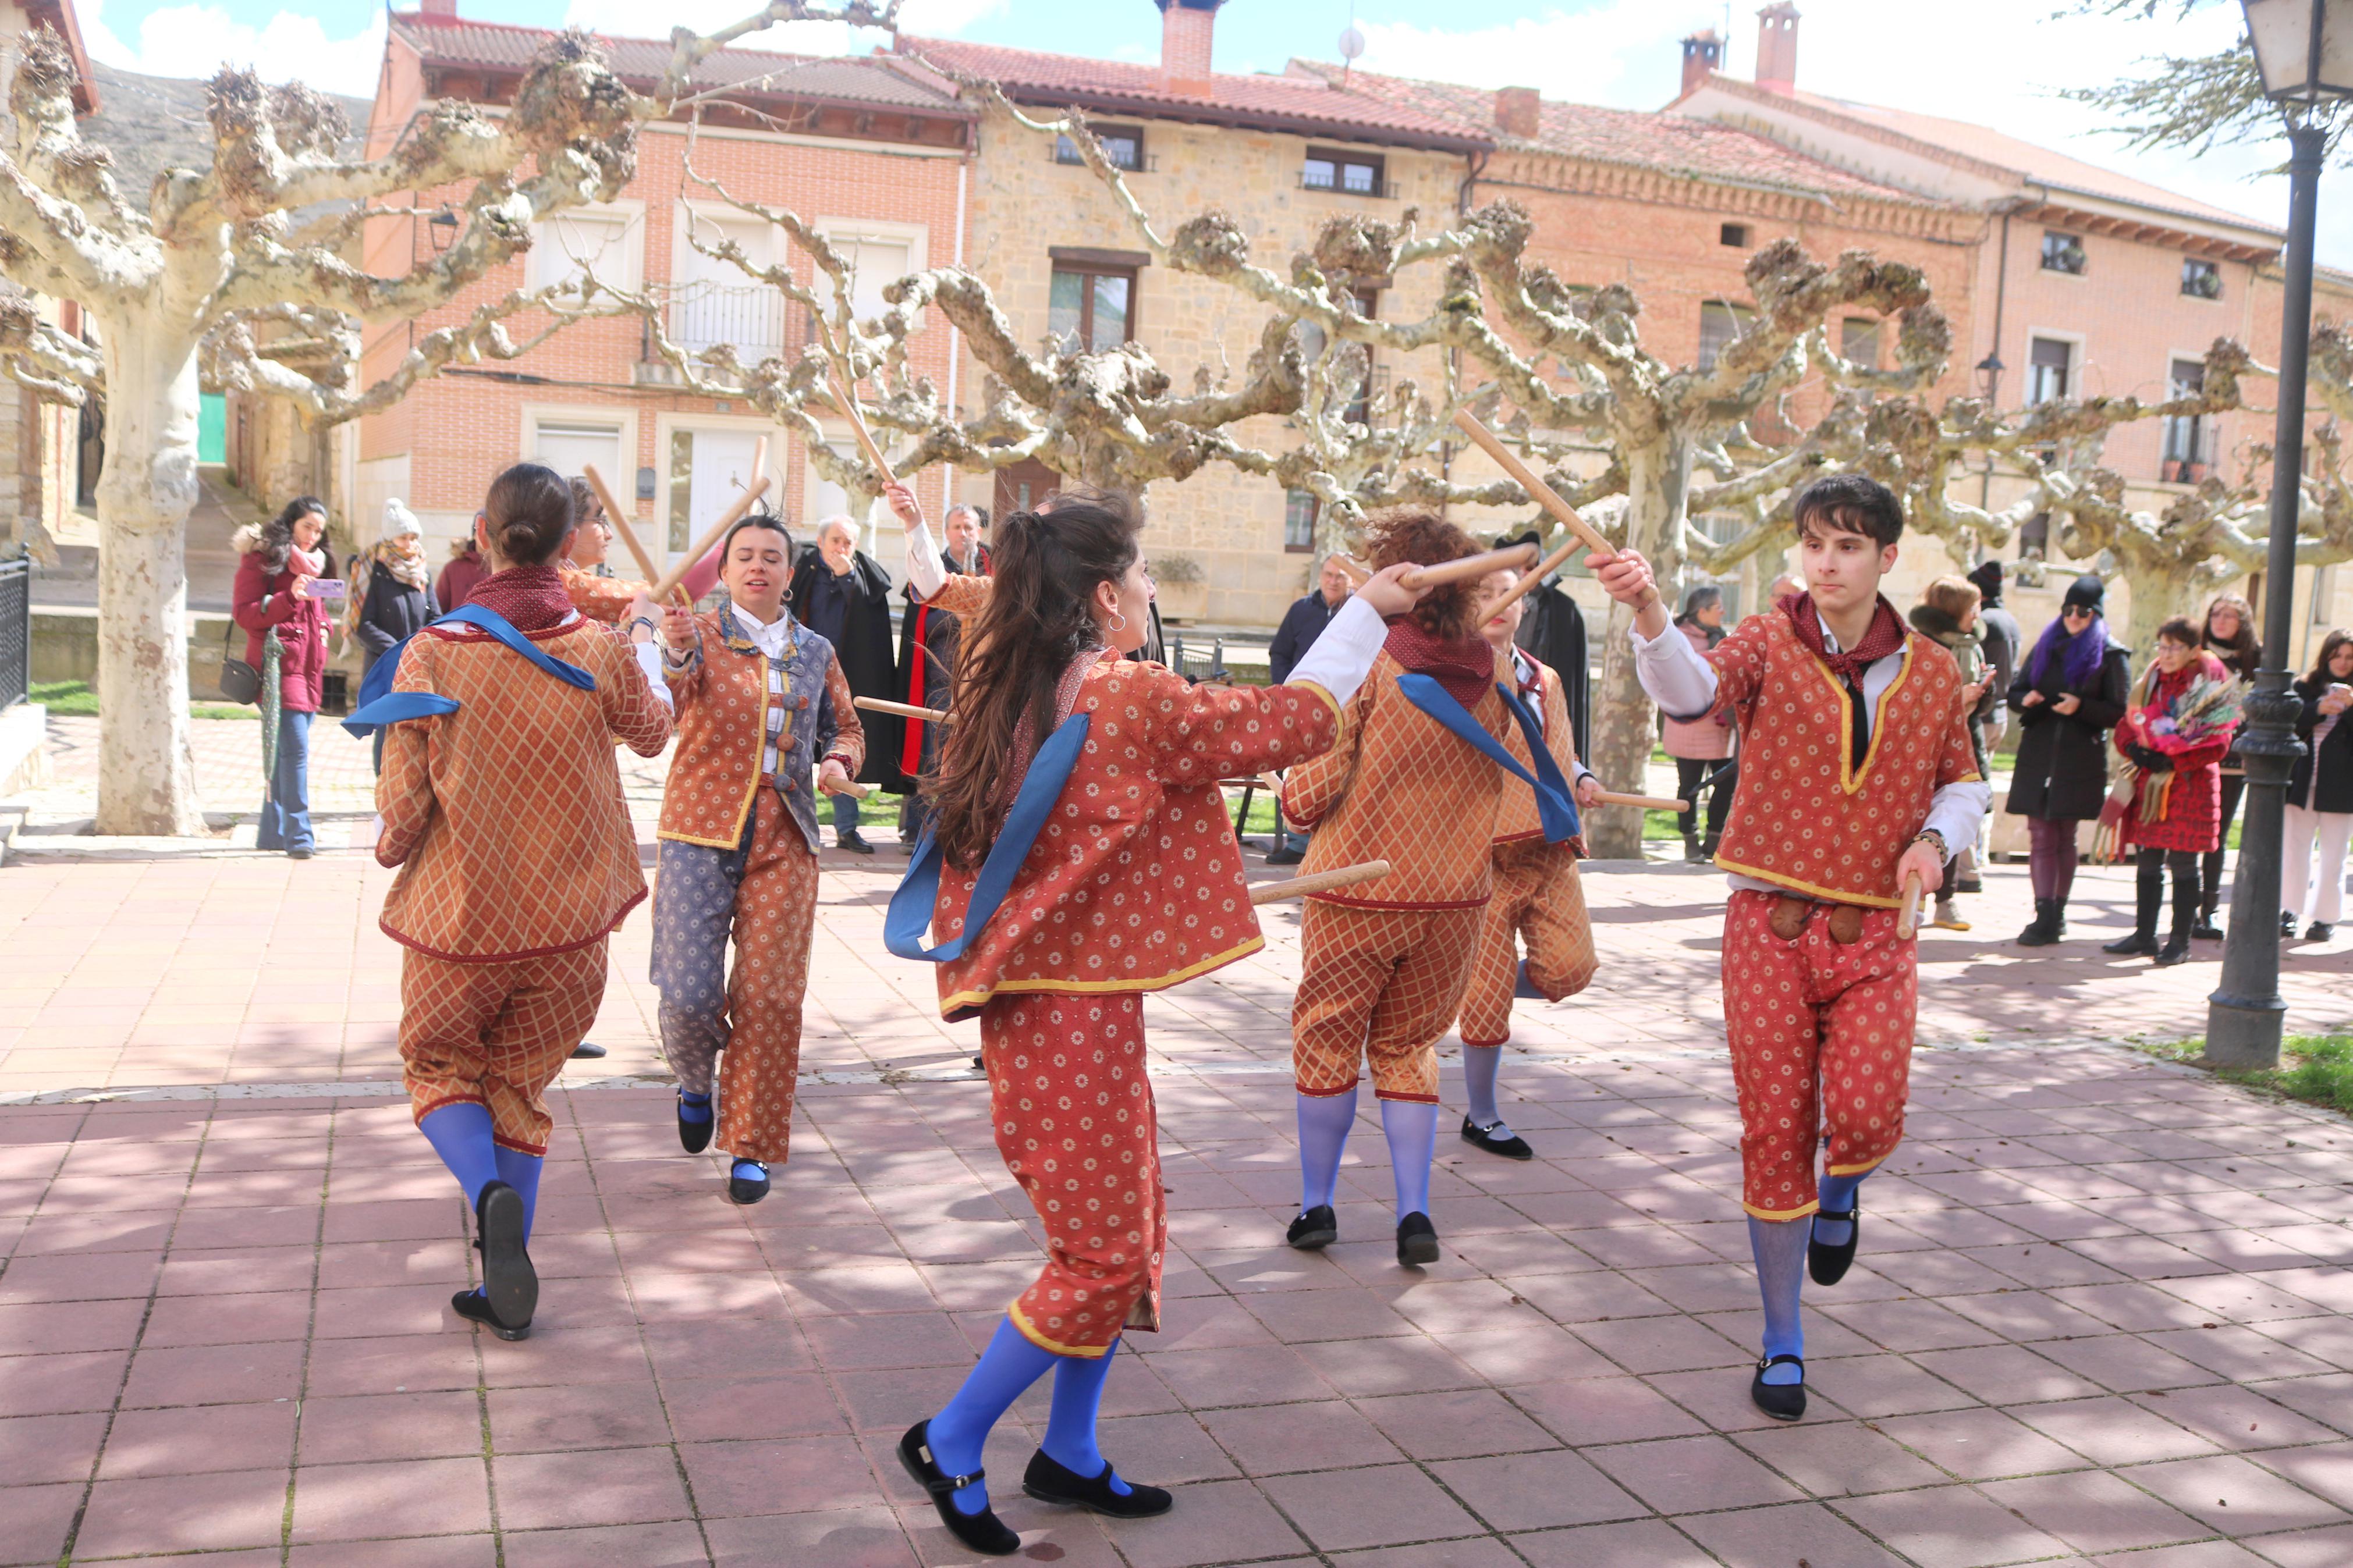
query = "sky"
xmin=69 ymin=0 xmax=2353 ymax=267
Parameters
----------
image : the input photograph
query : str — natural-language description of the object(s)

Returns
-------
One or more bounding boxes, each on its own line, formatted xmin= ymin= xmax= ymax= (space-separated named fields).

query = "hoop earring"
xmin=1107 ymin=610 xmax=1127 ymax=634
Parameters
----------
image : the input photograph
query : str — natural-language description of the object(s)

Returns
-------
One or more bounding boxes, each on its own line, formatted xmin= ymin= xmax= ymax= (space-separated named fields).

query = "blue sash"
xmin=1396 ymin=674 xmax=1581 ymax=843
xmin=885 ymin=713 xmax=1091 ymax=963
xmin=342 ymin=603 xmax=595 ymax=738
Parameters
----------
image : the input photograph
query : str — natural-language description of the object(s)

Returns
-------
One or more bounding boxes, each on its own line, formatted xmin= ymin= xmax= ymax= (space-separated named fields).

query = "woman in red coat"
xmin=2103 ymin=618 xmax=2239 ymax=965
xmin=230 ymin=496 xmax=332 ymax=858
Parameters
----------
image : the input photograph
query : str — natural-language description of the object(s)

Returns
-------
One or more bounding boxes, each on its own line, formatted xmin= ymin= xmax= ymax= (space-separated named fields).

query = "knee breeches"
xmin=1457 ymin=843 xmax=1598 ymax=1047
xmin=400 ymin=939 xmax=609 ymax=1157
xmin=1292 ymin=901 xmax=1484 ymax=1103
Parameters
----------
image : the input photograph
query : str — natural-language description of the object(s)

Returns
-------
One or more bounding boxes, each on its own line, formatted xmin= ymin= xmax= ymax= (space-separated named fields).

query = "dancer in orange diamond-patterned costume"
xmin=881 ymin=484 xmax=1425 ymax=1555
xmin=1595 ymin=475 xmax=1987 ymax=1423
xmin=1453 ymin=566 xmax=1605 ymax=1160
xmin=554 ymin=475 xmax=723 ymax=626
xmin=359 ymin=463 xmax=675 ymax=1343
xmin=649 ymin=508 xmax=863 ymax=1208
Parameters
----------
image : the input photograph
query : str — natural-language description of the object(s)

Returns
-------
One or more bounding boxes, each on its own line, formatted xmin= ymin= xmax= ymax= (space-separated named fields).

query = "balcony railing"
xmin=669 ymin=281 xmax=785 ymax=365
xmin=2160 ymin=417 xmax=2221 ymax=485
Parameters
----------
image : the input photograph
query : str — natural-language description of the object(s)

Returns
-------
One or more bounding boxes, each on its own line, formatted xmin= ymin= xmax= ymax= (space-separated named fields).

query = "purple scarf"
xmin=2026 ymin=613 xmax=2114 ymax=691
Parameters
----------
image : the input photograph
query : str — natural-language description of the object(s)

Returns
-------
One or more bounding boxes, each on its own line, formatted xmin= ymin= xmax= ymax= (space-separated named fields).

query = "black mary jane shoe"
xmin=727 ymin=1161 xmax=770 ymax=1206
xmin=899 ymin=1421 xmax=1021 ymax=1557
xmin=450 ymin=1286 xmax=530 ymax=1342
xmin=1460 ymin=1115 xmax=1534 ymax=1161
xmin=1023 ymin=1449 xmax=1173 ymax=1519
xmin=1808 ymin=1205 xmax=1859 ymax=1286
xmin=677 ymin=1094 xmax=714 ymax=1155
xmin=1396 ymin=1211 xmax=1440 ymax=1268
xmin=1750 ymin=1354 xmax=1807 ymax=1421
xmin=473 ymin=1180 xmax=537 ymax=1332
xmin=570 ymin=1041 xmax=608 ymax=1059
xmin=1286 ymin=1204 xmax=1337 ymax=1250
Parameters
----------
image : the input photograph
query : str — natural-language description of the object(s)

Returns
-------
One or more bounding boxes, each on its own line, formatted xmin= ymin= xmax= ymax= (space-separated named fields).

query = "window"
xmin=1293 ymin=286 xmax=1381 ymax=424
xmin=674 ymin=211 xmax=781 ymax=362
xmin=1049 ymin=263 xmax=1135 ymax=353
xmin=1056 ymin=124 xmax=1144 ymax=171
xmin=530 ymin=208 xmax=640 ymax=296
xmin=533 ymin=421 xmax=623 ymax=483
xmin=1839 ymin=317 xmax=1880 ymax=368
xmin=2163 ymin=356 xmax=2209 ymax=482
xmin=1697 ymin=300 xmax=1752 ymax=372
xmin=2027 ymin=336 xmax=2073 ymax=404
xmin=2020 ymin=512 xmax=2050 ymax=560
xmin=1303 ymin=148 xmax=1387 ymax=197
xmin=1719 ymin=222 xmax=1750 ymax=248
xmin=2040 ymin=231 xmax=2086 ymax=275
xmin=816 ymin=232 xmax=917 ymax=325
xmin=1283 ymin=489 xmax=1318 ymax=553
xmin=2181 ymin=258 xmax=2222 ymax=300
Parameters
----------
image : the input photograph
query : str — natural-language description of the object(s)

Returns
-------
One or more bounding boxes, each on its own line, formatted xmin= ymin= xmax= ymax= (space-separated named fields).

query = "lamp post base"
xmin=2203 ymin=988 xmax=2288 ymax=1068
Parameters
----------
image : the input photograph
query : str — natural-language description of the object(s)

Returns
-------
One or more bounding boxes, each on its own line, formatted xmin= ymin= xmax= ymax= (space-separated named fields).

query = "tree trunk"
xmin=2115 ymin=560 xmax=2205 ymax=662
xmin=93 ymin=320 xmax=205 ymax=836
xmin=1585 ymin=433 xmax=1692 ymax=859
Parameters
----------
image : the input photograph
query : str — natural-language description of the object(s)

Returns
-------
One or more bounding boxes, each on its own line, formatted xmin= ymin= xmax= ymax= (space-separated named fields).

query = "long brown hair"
xmin=928 ymin=488 xmax=1142 ymax=870
xmin=2308 ymin=628 xmax=2352 ymax=684
xmin=1365 ymin=506 xmax=1480 ymax=639
xmin=2202 ymin=592 xmax=2260 ymax=678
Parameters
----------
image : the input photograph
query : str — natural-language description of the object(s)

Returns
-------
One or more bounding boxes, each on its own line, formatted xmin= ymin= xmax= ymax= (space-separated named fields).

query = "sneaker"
xmin=1930 ymin=902 xmax=1970 ymax=931
xmin=837 ymin=829 xmax=876 ymax=855
xmin=1265 ymin=846 xmax=1304 ymax=866
xmin=2306 ymin=922 xmax=2335 ymax=943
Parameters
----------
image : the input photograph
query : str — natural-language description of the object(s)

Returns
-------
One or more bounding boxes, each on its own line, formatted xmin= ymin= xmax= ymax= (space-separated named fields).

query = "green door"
xmin=198 ymin=393 xmax=226 ymax=464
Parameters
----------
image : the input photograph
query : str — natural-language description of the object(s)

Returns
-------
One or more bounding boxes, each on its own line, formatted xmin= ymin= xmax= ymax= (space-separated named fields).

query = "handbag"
xmin=218 ymin=616 xmax=261 ymax=705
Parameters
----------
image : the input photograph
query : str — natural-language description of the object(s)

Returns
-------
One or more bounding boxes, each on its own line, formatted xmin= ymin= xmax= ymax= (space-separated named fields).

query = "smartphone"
xmin=308 ymin=578 xmax=348 ymax=606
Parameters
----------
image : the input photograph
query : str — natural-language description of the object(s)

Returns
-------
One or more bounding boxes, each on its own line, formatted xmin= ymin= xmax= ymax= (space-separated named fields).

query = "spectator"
xmin=789 ymin=514 xmax=902 ymax=853
xmin=943 ymin=502 xmax=991 ymax=576
xmin=232 ymin=496 xmax=333 ymax=859
xmin=436 ymin=532 xmax=488 ymax=610
xmin=2286 ymin=628 xmax=2353 ymax=941
xmin=1967 ymin=560 xmax=2021 ymax=755
xmin=1763 ymin=573 xmax=1802 ymax=609
xmin=1266 ymin=554 xmax=1356 ymax=863
xmin=2195 ymin=593 xmax=2262 ymax=938
xmin=1663 ymin=585 xmax=1733 ymax=862
xmin=1909 ymin=575 xmax=1994 ymax=929
xmin=349 ymin=499 xmax=440 ymax=774
xmin=896 ymin=500 xmax=990 ymax=852
xmin=2105 ymin=620 xmax=2238 ymax=965
xmin=2006 ymin=574 xmax=2132 ymax=947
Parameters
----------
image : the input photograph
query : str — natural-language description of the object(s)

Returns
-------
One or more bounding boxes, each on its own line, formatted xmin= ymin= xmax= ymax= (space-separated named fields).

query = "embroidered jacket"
xmin=930 ymin=656 xmax=1342 ymax=1019
xmin=1282 ymin=648 xmax=1512 ymax=910
xmin=1708 ymin=609 xmax=1981 ymax=906
xmin=658 ymin=597 xmax=864 ymax=852
xmin=925 ymin=574 xmax=992 ymax=620
xmin=375 ymin=616 xmax=672 ymax=961
xmin=1493 ymin=648 xmax=1584 ymax=848
xmin=560 ymin=566 xmax=643 ymax=624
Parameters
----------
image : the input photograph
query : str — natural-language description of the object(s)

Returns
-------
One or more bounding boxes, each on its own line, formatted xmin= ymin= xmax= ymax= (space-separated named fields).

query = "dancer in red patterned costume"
xmin=884 ymin=485 xmax=1424 ymax=1554
xmin=354 ymin=463 xmax=675 ymax=1342
xmin=1593 ymin=475 xmax=1986 ymax=1421
xmin=1453 ymin=566 xmax=1605 ymax=1158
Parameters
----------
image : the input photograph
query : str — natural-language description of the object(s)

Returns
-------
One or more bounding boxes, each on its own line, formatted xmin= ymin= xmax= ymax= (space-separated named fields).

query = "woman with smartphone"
xmin=231 ymin=496 xmax=333 ymax=858
xmin=2287 ymin=630 xmax=2353 ymax=942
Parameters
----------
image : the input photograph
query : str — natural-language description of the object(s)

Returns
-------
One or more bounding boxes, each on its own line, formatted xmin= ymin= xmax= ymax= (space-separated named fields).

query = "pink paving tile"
xmin=296 ymin=1390 xmax=485 ymax=1464
xmin=477 ymin=1324 xmax=651 ymax=1389
xmin=0 ymin=1295 xmax=148 ymax=1354
xmin=0 ymin=1410 xmax=108 ymax=1491
xmin=1356 ymin=1388 xmax=1559 ymax=1461
xmin=0 ymin=1247 xmax=162 ymax=1303
xmin=1507 ymin=1516 xmax=1721 ymax=1568
xmin=101 ymin=1400 xmax=299 ymax=1478
xmin=2128 ymin=1453 xmax=2352 ymax=1535
xmin=1806 ymin=1352 xmax=1981 ymax=1418
xmin=485 ymin=1380 xmax=671 ymax=1455
xmin=1585 ymin=1432 xmax=1805 ymax=1514
xmin=501 ymin=1521 xmax=712 ymax=1567
xmin=1981 ymin=1468 xmax=2212 ymax=1553
xmin=169 ymin=1206 xmax=320 ymax=1250
xmin=2143 ymin=1384 xmax=2350 ymax=1452
xmin=2084 ymin=1543 xmax=2278 ymax=1568
xmin=139 ymin=1289 xmax=315 ymax=1350
xmin=1677 ymin=1499 xmax=1910 ymax=1568
xmin=1095 ymin=1409 xmax=1245 ymax=1485
xmin=0 ymin=1481 xmax=84 ymax=1568
xmin=1438 ymin=1322 xmax=1620 ymax=1386
xmin=680 ymin=1434 xmax=880 ymax=1518
xmin=1287 ymin=1336 xmax=1480 ymax=1399
xmin=638 ymin=1314 xmax=813 ymax=1379
xmin=1329 ymin=1541 xmax=1524 ymax=1567
xmin=1149 ymin=1342 xmax=1345 ymax=1407
xmin=662 ymin=1371 xmax=850 ymax=1443
xmin=1513 ymin=1374 xmax=1709 ymax=1445
xmin=155 ymin=1247 xmax=318 ymax=1297
xmin=301 ymin=1332 xmax=483 ymax=1398
xmin=285 ymin=1535 xmax=499 ymax=1567
xmin=2016 ymin=1395 xmax=2227 ymax=1466
xmin=1428 ymin=1447 xmax=1646 ymax=1533
xmin=1196 ymin=1400 xmax=1404 ymax=1477
xmin=1910 ymin=1342 xmax=2110 ymax=1405
xmin=0 ymin=1348 xmax=130 ymax=1417
xmin=2241 ymin=1521 xmax=2353 ymax=1567
xmin=120 ymin=1338 xmax=304 ymax=1407
xmin=2253 ymin=1442 xmax=2353 ymax=1513
xmin=12 ymin=1210 xmax=176 ymax=1254
xmin=1259 ymin=1463 xmax=1485 ymax=1553
xmin=72 ymin=1465 xmax=294 ymax=1559
xmin=492 ymin=1446 xmax=693 ymax=1531
xmin=288 ymin=1456 xmax=491 ymax=1544
xmin=704 ymin=1506 xmax=919 ymax=1568
xmin=1839 ymin=1482 xmax=2074 ymax=1568
xmin=1731 ymin=1417 xmax=1950 ymax=1497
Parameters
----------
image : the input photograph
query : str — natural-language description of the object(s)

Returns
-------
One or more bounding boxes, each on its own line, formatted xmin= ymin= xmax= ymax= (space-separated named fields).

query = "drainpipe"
xmin=1978 ymin=207 xmax=2012 ymax=514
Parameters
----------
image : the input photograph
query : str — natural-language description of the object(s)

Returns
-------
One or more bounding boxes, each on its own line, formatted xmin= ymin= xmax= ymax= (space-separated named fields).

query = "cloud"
xmin=79 ymin=0 xmax=385 ymax=97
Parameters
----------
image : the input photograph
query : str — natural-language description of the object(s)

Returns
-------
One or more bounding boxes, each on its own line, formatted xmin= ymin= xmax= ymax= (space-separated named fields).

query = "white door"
xmin=668 ymin=429 xmax=762 ymax=566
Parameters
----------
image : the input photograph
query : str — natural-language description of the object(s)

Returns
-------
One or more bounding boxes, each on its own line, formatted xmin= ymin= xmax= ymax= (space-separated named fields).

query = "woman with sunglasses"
xmin=2005 ymin=574 xmax=2132 ymax=945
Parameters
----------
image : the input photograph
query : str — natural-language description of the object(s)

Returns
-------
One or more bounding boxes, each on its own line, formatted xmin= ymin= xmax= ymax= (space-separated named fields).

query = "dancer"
xmin=1282 ymin=510 xmax=1578 ymax=1267
xmin=558 ymin=475 xmax=723 ymax=622
xmin=359 ymin=463 xmax=673 ymax=1341
xmin=2102 ymin=620 xmax=2240 ymax=965
xmin=885 ymin=487 xmax=1420 ymax=1555
xmin=651 ymin=507 xmax=864 ymax=1205
xmin=1454 ymin=564 xmax=1603 ymax=1159
xmin=1593 ymin=474 xmax=1986 ymax=1421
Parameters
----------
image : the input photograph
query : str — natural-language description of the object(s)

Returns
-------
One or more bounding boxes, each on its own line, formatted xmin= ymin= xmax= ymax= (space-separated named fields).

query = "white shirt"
xmin=1631 ymin=615 xmax=1989 ymax=898
xmin=729 ymin=605 xmax=798 ymax=777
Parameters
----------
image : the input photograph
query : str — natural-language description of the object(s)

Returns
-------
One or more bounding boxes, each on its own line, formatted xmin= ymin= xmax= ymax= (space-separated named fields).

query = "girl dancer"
xmin=651 ymin=509 xmax=864 ymax=1204
xmin=361 ymin=464 xmax=673 ymax=1340
xmin=887 ymin=488 xmax=1420 ymax=1555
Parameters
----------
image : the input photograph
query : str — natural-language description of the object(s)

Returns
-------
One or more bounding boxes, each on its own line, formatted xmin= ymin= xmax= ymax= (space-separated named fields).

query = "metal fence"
xmin=0 ymin=554 xmax=27 ymax=709
xmin=670 ymin=282 xmax=786 ymax=365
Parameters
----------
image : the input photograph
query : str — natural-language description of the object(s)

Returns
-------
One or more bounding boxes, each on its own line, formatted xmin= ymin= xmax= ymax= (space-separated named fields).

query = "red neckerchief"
xmin=1385 ymin=619 xmax=1494 ymax=707
xmin=1779 ymin=591 xmax=1907 ymax=682
xmin=462 ymin=564 xmax=575 ymax=632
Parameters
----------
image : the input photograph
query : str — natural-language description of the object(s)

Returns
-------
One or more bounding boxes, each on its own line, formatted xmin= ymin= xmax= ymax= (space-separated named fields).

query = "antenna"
xmin=1338 ymin=11 xmax=1364 ymax=84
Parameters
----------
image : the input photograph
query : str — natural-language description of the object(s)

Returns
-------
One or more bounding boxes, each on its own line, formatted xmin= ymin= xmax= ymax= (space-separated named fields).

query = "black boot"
xmin=1682 ymin=833 xmax=1704 ymax=862
xmin=2154 ymin=874 xmax=2198 ymax=966
xmin=2191 ymin=895 xmax=2224 ymax=941
xmin=1699 ymin=834 xmax=1721 ymax=862
xmin=2104 ymin=872 xmax=2163 ymax=956
xmin=2017 ymin=898 xmax=2060 ymax=947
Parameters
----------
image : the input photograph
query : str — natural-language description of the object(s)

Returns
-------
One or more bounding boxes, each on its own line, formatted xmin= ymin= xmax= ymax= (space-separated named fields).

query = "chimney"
xmin=1158 ymin=0 xmax=1226 ymax=98
xmin=1493 ymin=87 xmax=1540 ymax=140
xmin=1755 ymin=2 xmax=1800 ymax=96
xmin=418 ymin=0 xmax=459 ymax=16
xmin=1678 ymin=30 xmax=1722 ymax=99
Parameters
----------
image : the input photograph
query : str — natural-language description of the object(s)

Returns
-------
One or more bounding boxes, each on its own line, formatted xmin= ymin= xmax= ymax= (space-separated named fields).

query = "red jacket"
xmin=230 ymin=529 xmax=330 ymax=713
xmin=2117 ymin=650 xmax=2237 ymax=854
xmin=436 ymin=547 xmax=489 ymax=611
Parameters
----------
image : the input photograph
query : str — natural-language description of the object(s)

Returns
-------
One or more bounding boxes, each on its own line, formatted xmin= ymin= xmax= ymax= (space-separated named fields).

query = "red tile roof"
xmin=897 ymin=35 xmax=1490 ymax=152
xmin=388 ymin=11 xmax=967 ymax=116
xmin=1286 ymin=62 xmax=1931 ymax=207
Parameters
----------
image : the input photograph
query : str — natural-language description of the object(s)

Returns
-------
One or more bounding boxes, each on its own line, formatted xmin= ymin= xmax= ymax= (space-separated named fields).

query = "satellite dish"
xmin=1339 ymin=24 xmax=1365 ymax=60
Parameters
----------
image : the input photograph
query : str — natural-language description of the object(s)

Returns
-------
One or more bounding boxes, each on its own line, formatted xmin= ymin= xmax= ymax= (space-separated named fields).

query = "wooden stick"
xmin=1216 ymin=774 xmax=1287 ymax=793
xmin=1249 ymin=859 xmax=1390 ymax=906
xmin=821 ymin=776 xmax=872 ymax=801
xmin=647 ymin=474 xmax=772 ymax=603
xmin=581 ymin=464 xmax=681 ymax=607
xmin=1450 ymin=407 xmax=1659 ymax=611
xmin=829 ymin=360 xmax=898 ymax=487
xmin=1895 ymin=871 xmax=1926 ymax=941
xmin=1399 ymin=543 xmax=1538 ymax=591
xmin=1479 ymin=536 xmax=1582 ymax=625
xmin=1331 ymin=555 xmax=1372 ymax=583
xmin=1593 ymin=792 xmax=1688 ymax=812
xmin=858 ymin=695 xmax=948 ymax=724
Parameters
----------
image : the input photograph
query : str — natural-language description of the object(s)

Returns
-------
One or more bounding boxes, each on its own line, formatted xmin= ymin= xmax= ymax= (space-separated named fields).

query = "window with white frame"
xmin=674 ymin=210 xmax=783 ymax=364
xmin=530 ymin=208 xmax=640 ymax=296
xmin=813 ymin=232 xmax=918 ymax=328
xmin=533 ymin=421 xmax=624 ymax=484
xmin=2027 ymin=336 xmax=2074 ymax=404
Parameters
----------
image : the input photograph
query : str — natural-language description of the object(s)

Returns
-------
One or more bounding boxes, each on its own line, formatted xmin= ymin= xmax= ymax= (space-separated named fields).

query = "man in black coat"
xmin=1265 ymin=556 xmax=1355 ymax=863
xmin=790 ymin=514 xmax=903 ymax=853
xmin=1497 ymin=530 xmax=1591 ymax=763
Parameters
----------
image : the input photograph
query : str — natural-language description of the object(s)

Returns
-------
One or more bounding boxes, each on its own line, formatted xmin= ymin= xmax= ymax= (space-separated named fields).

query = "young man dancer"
xmin=1454 ymin=566 xmax=1605 ymax=1158
xmin=1593 ymin=475 xmax=1986 ymax=1419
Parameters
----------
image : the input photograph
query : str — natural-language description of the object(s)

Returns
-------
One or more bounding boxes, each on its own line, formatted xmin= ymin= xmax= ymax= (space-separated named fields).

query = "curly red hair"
xmin=1363 ymin=507 xmax=1481 ymax=640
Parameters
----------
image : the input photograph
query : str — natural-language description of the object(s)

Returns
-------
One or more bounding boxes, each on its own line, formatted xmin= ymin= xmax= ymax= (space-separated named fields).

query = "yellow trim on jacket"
xmin=1807 ymin=637 xmax=1915 ymax=796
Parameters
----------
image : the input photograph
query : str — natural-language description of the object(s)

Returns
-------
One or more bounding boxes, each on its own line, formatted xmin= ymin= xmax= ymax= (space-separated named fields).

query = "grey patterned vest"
xmin=712 ymin=595 xmax=843 ymax=854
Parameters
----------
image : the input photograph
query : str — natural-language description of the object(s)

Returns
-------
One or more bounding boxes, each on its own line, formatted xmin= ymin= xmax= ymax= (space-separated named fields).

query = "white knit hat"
xmin=381 ymin=498 xmax=420 ymax=542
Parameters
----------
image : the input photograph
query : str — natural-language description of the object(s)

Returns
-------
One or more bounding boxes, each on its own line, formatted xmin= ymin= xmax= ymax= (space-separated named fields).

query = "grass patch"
xmin=31 ymin=680 xmax=260 ymax=722
xmin=2139 ymin=1033 xmax=2353 ymax=1117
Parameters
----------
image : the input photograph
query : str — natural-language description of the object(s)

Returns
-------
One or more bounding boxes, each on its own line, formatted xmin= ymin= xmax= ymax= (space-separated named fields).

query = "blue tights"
xmin=926 ymin=1317 xmax=1129 ymax=1515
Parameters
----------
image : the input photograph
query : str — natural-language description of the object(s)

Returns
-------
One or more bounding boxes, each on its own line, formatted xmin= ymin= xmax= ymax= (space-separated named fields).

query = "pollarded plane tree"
xmin=0 ymin=3 xmax=900 ymax=835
